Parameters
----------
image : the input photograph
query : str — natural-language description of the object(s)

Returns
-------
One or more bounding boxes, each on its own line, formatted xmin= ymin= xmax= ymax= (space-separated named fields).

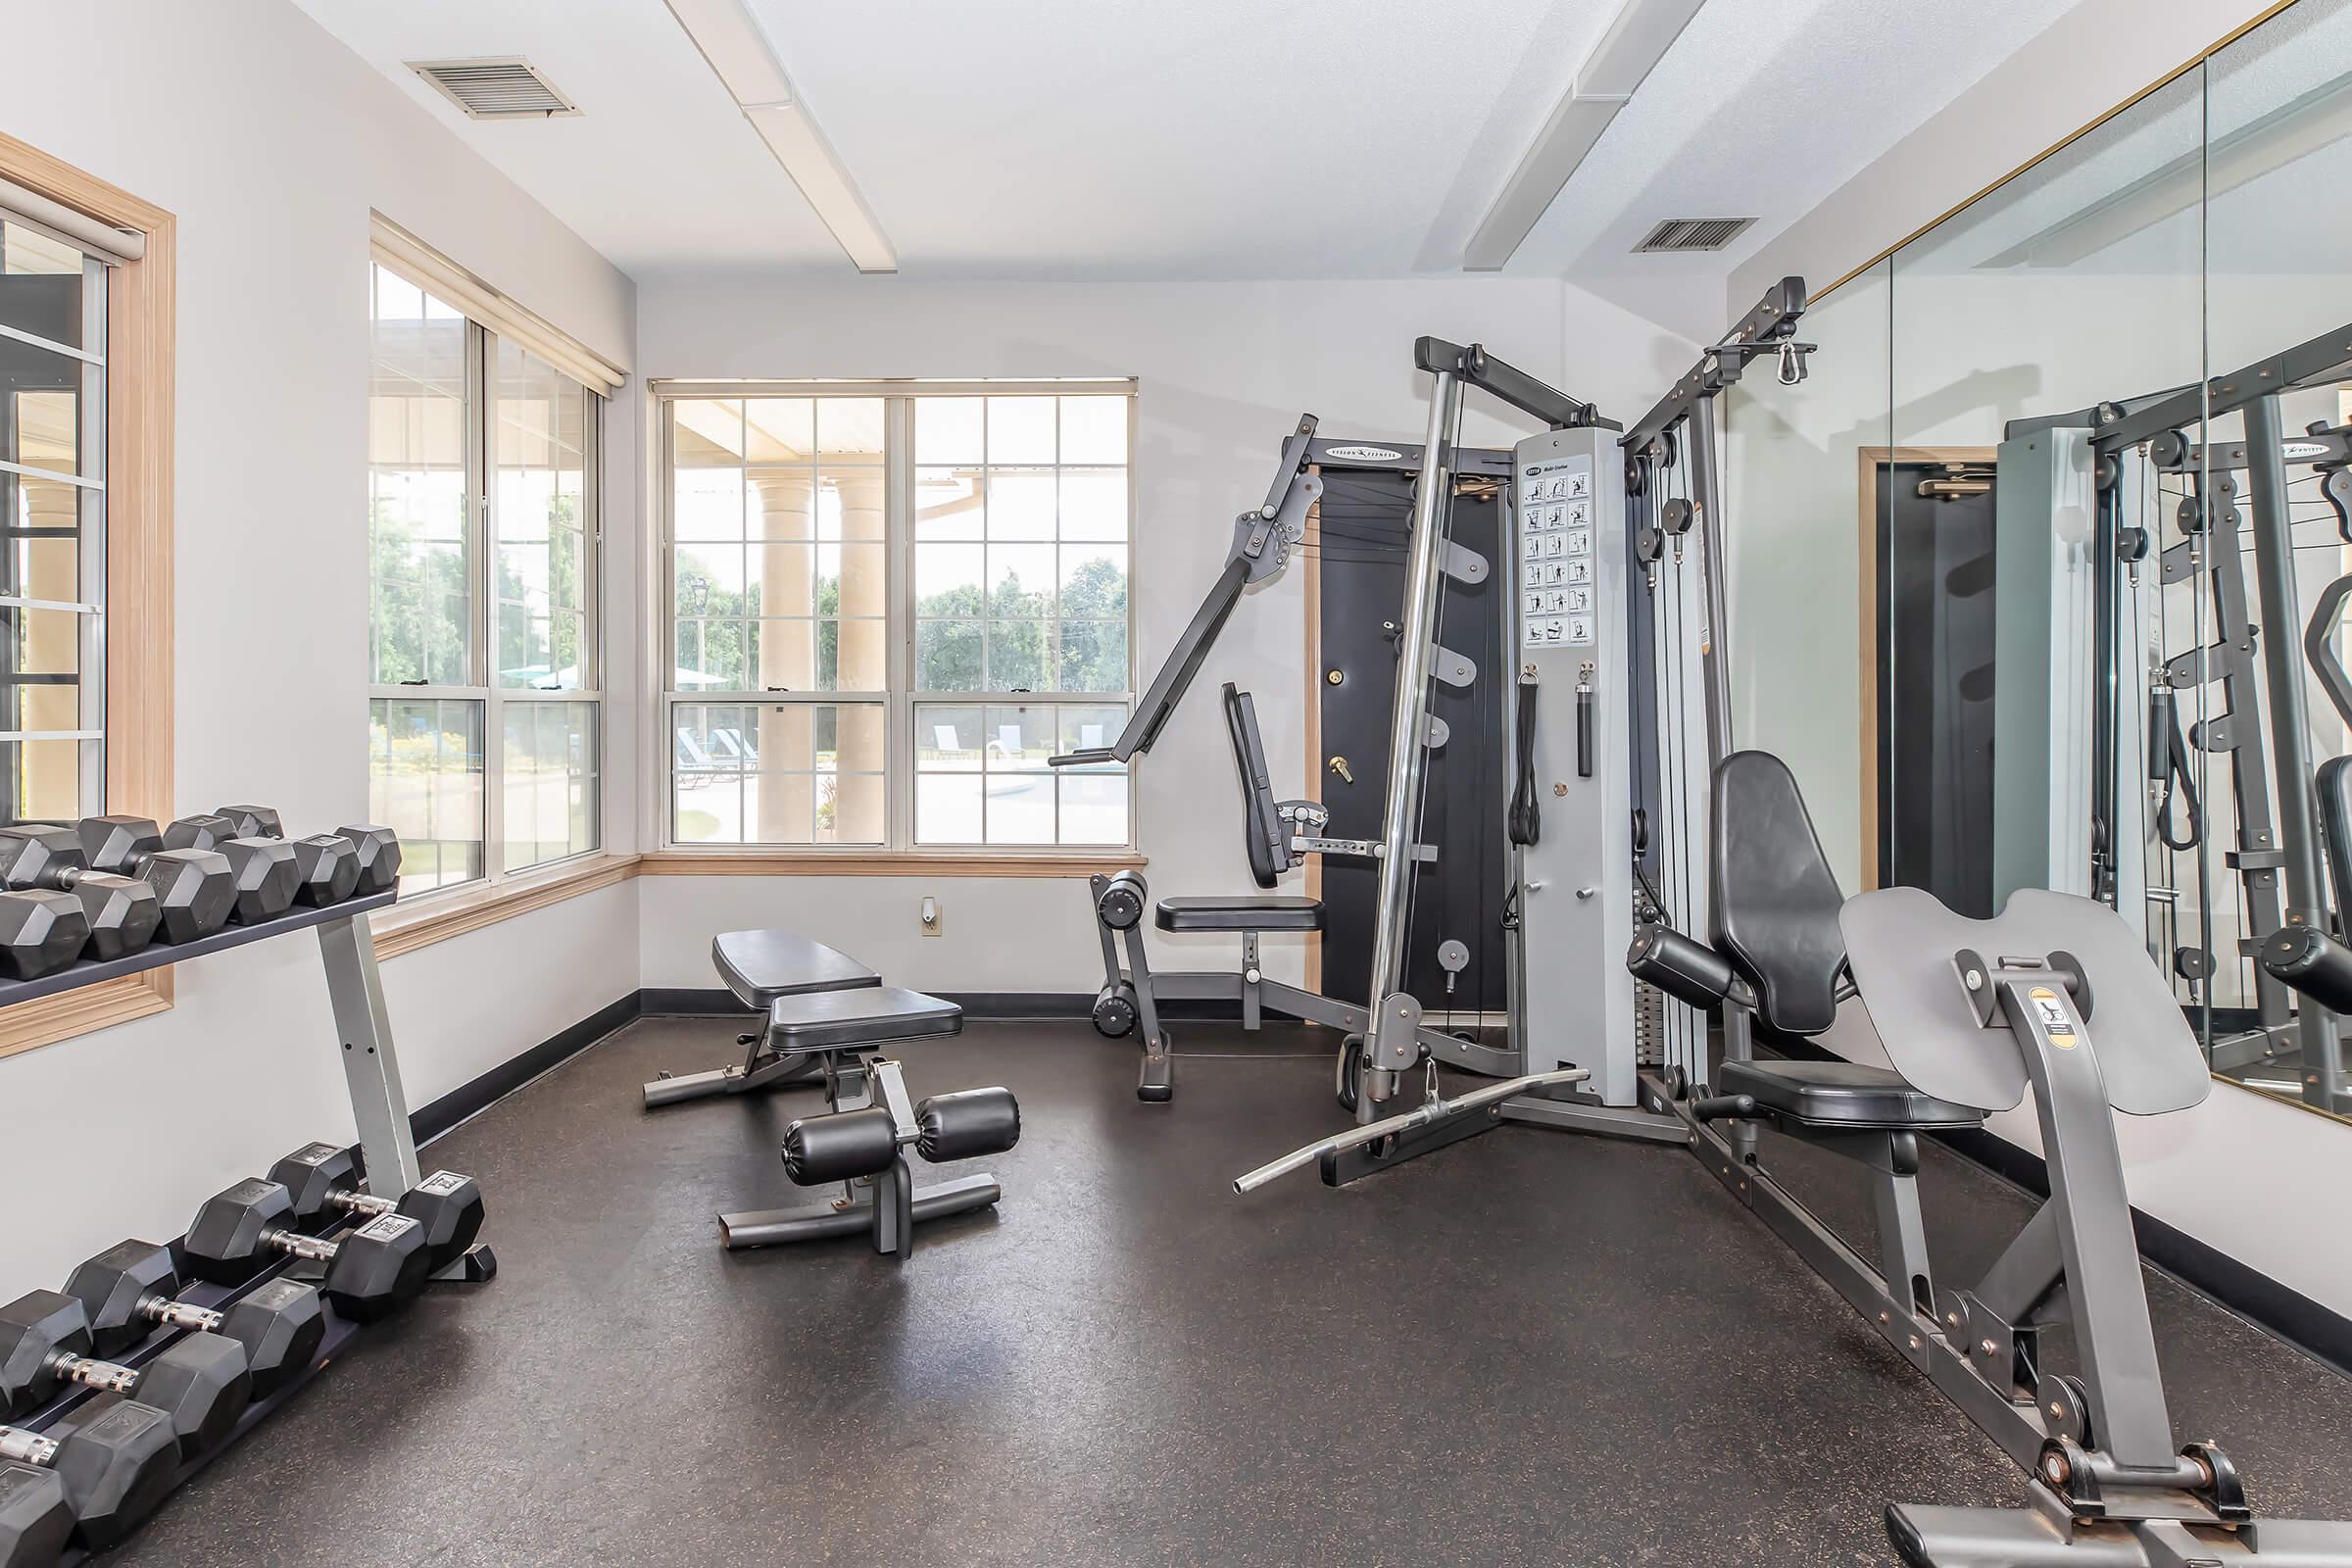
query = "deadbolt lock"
xmin=1326 ymin=668 xmax=1345 ymax=686
xmin=1329 ymin=756 xmax=1355 ymax=784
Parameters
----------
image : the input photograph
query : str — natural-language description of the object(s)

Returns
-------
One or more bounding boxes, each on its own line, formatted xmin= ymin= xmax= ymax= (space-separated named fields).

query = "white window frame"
xmin=653 ymin=378 xmax=1139 ymax=855
xmin=368 ymin=256 xmax=607 ymax=898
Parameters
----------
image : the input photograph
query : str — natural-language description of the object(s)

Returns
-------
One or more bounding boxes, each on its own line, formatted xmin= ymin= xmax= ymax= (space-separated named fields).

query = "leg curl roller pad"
xmin=914 ymin=1087 xmax=1022 ymax=1163
xmin=781 ymin=1105 xmax=899 ymax=1186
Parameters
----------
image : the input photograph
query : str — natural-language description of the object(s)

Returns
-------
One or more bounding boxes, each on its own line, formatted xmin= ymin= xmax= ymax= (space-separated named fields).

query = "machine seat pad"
xmin=1721 ymin=1057 xmax=1983 ymax=1130
xmin=765 ymin=987 xmax=964 ymax=1052
xmin=1711 ymin=752 xmax=1850 ymax=1036
xmin=1154 ymin=896 xmax=1324 ymax=932
xmin=713 ymin=929 xmax=881 ymax=1007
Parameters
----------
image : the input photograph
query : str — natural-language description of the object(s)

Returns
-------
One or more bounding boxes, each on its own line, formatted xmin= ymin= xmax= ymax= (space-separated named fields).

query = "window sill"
xmin=637 ymin=850 xmax=1145 ymax=878
xmin=0 ymin=972 xmax=172 ymax=1061
xmin=371 ymin=854 xmax=642 ymax=958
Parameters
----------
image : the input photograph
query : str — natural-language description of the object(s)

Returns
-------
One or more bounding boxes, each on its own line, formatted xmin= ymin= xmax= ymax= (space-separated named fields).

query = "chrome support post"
xmin=1360 ymin=367 xmax=1464 ymax=1118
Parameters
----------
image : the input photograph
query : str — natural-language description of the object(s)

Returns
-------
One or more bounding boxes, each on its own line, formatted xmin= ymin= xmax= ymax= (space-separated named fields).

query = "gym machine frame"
xmin=1060 ymin=415 xmax=1540 ymax=1107
xmin=2001 ymin=317 xmax=2352 ymax=1113
xmin=1251 ymin=288 xmax=1832 ymax=1188
xmin=1624 ymin=291 xmax=2352 ymax=1562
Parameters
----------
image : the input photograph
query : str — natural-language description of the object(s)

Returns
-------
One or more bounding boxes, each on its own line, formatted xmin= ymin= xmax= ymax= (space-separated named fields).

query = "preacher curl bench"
xmin=648 ymin=929 xmax=1021 ymax=1260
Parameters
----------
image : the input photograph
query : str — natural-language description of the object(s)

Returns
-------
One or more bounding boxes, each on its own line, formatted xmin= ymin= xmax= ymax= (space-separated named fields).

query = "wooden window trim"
xmin=636 ymin=851 xmax=1143 ymax=878
xmin=367 ymin=844 xmax=1148 ymax=963
xmin=0 ymin=133 xmax=173 ymax=1061
xmin=371 ymin=853 xmax=641 ymax=959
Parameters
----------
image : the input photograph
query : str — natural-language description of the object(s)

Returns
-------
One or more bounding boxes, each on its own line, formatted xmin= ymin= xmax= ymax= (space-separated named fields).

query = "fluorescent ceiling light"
xmin=1464 ymin=0 xmax=1710 ymax=270
xmin=661 ymin=0 xmax=897 ymax=273
xmin=746 ymin=104 xmax=898 ymax=273
xmin=661 ymin=0 xmax=792 ymax=105
xmin=1465 ymin=100 xmax=1622 ymax=271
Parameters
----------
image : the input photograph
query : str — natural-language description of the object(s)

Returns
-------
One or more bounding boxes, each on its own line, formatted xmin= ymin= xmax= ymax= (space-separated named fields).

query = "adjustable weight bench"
xmin=654 ymin=929 xmax=1022 ymax=1260
xmin=643 ymin=929 xmax=881 ymax=1107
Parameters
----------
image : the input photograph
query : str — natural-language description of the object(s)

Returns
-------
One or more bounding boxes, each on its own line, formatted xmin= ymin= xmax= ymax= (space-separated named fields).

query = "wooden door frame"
xmin=1301 ymin=483 xmax=1323 ymax=991
xmin=1857 ymin=444 xmax=1996 ymax=893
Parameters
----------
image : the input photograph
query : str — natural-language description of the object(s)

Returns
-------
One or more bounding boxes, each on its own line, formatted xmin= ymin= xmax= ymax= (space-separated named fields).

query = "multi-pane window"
xmin=661 ymin=384 xmax=1134 ymax=849
xmin=0 ymin=213 xmax=105 ymax=824
xmin=368 ymin=261 xmax=602 ymax=893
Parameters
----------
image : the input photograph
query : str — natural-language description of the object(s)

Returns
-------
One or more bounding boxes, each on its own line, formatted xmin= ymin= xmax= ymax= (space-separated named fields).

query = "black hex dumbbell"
xmin=0 ymin=1398 xmax=179 ymax=1560
xmin=0 ymin=1293 xmax=250 ymax=1460
xmin=65 ymin=1244 xmax=324 ymax=1399
xmin=151 ymin=815 xmax=297 ymax=925
xmin=213 ymin=808 xmax=377 ymax=906
xmin=184 ymin=1179 xmax=430 ymax=1323
xmin=73 ymin=818 xmax=234 ymax=943
xmin=268 ymin=1145 xmax=484 ymax=1271
xmin=0 ymin=828 xmax=161 ymax=962
xmin=0 ymin=890 xmax=88 ymax=982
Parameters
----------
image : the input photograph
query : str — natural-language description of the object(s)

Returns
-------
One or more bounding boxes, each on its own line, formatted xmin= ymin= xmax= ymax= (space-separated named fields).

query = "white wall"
xmin=633 ymin=273 xmax=1693 ymax=990
xmin=0 ymin=0 xmax=643 ymax=1297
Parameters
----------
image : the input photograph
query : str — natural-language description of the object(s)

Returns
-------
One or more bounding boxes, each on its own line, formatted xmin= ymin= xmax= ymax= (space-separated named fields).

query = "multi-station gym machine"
xmin=1058 ymin=289 xmax=1825 ymax=1186
xmin=1161 ymin=288 xmax=2352 ymax=1564
xmin=1993 ymin=318 xmax=2352 ymax=1116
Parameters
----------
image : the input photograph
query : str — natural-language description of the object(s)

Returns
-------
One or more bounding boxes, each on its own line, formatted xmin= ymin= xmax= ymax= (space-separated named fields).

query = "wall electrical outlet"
xmin=919 ymin=895 xmax=943 ymax=936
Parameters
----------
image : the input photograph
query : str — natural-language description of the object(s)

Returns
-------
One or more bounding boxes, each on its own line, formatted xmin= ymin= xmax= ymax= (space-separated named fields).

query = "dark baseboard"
xmin=411 ymin=992 xmax=641 ymax=1145
xmin=1934 ymin=1125 xmax=2352 ymax=1379
xmin=417 ymin=989 xmax=2352 ymax=1379
xmin=1758 ymin=1030 xmax=2352 ymax=1378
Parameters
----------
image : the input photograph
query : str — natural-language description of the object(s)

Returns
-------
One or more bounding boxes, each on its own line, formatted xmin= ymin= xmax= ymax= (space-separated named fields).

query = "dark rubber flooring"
xmin=112 ymin=1018 xmax=2352 ymax=1567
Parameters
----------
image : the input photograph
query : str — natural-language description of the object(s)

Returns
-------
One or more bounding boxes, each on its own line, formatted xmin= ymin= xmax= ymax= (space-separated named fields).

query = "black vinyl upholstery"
xmin=1155 ymin=896 xmax=1324 ymax=932
xmin=1711 ymin=751 xmax=1849 ymax=1037
xmin=2320 ymin=757 xmax=2352 ymax=924
xmin=1223 ymin=683 xmax=1288 ymax=889
xmin=765 ymin=986 xmax=963 ymax=1050
xmin=1721 ymin=1058 xmax=1982 ymax=1130
xmin=711 ymin=929 xmax=880 ymax=1007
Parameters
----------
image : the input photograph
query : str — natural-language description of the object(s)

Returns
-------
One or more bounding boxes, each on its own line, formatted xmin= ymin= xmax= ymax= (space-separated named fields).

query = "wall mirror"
xmin=1728 ymin=0 xmax=2352 ymax=1121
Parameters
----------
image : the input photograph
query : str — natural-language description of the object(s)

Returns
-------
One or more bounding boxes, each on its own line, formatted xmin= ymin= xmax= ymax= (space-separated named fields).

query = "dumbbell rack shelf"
xmin=0 ymin=888 xmax=392 ymax=1004
xmin=0 ymin=890 xmax=438 ymax=1194
xmin=7 ymin=887 xmax=498 ymax=1564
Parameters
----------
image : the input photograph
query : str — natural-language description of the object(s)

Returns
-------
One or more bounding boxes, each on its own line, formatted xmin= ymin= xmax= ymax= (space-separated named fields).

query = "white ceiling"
xmin=297 ymin=0 xmax=2086 ymax=302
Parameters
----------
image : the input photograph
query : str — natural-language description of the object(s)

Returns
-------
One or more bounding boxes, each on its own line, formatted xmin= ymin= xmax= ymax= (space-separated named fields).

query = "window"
xmin=661 ymin=384 xmax=1134 ymax=850
xmin=368 ymin=260 xmax=602 ymax=894
xmin=0 ymin=214 xmax=105 ymax=824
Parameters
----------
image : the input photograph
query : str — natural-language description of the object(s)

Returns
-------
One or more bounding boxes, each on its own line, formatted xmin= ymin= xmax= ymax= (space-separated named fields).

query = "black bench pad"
xmin=1155 ymin=896 xmax=1323 ymax=933
xmin=766 ymin=987 xmax=964 ymax=1051
xmin=713 ymin=929 xmax=881 ymax=1008
xmin=1722 ymin=1058 xmax=1983 ymax=1131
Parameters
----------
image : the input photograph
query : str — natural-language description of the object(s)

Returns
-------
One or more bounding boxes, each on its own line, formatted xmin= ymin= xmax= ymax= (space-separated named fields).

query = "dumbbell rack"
xmin=0 ymin=889 xmax=437 ymax=1197
xmin=3 ymin=889 xmax=495 ymax=1563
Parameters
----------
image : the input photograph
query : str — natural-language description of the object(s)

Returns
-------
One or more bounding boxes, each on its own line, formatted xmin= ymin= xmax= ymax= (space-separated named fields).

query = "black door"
xmin=1877 ymin=462 xmax=1997 ymax=916
xmin=1314 ymin=469 xmax=1507 ymax=1015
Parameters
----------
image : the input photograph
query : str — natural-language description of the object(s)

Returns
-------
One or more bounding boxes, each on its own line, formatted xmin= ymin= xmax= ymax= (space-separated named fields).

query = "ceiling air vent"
xmin=1633 ymin=217 xmax=1756 ymax=254
xmin=409 ymin=57 xmax=580 ymax=121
